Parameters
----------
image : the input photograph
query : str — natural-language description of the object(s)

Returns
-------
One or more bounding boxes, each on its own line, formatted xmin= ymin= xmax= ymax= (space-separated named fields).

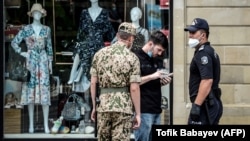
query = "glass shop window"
xmin=3 ymin=0 xmax=170 ymax=138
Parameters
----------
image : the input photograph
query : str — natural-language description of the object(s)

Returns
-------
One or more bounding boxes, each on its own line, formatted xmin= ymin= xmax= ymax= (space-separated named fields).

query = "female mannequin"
xmin=130 ymin=7 xmax=150 ymax=52
xmin=111 ymin=7 xmax=149 ymax=53
xmin=11 ymin=3 xmax=53 ymax=134
xmin=67 ymin=0 xmax=115 ymax=85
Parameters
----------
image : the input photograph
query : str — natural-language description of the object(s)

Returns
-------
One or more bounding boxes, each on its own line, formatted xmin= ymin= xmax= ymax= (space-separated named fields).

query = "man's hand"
xmin=91 ymin=109 xmax=96 ymax=122
xmin=190 ymin=103 xmax=201 ymax=121
xmin=132 ymin=114 xmax=141 ymax=129
xmin=151 ymin=71 xmax=162 ymax=80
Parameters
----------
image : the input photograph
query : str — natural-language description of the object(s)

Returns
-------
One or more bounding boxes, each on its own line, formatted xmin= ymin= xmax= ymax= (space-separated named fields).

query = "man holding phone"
xmin=133 ymin=30 xmax=172 ymax=141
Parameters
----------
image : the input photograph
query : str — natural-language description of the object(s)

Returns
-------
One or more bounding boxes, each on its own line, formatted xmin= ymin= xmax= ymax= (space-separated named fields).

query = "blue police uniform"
xmin=188 ymin=42 xmax=223 ymax=125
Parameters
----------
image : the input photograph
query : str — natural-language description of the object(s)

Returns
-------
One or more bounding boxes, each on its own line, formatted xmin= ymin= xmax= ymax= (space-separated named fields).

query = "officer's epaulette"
xmin=198 ymin=45 xmax=205 ymax=51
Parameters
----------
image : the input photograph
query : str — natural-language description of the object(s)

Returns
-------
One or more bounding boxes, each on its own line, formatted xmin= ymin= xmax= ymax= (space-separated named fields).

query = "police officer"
xmin=184 ymin=18 xmax=223 ymax=125
xmin=90 ymin=22 xmax=141 ymax=141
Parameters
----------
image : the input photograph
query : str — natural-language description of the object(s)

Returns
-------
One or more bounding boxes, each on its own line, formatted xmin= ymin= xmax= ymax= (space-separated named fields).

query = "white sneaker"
xmin=15 ymin=100 xmax=23 ymax=109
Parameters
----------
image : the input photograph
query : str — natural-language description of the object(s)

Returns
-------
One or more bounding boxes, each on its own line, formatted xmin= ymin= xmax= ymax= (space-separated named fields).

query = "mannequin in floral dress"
xmin=67 ymin=0 xmax=115 ymax=86
xmin=11 ymin=3 xmax=53 ymax=133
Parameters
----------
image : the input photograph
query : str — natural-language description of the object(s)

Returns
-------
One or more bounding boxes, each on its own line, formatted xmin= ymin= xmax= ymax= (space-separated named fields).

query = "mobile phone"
xmin=166 ymin=72 xmax=173 ymax=77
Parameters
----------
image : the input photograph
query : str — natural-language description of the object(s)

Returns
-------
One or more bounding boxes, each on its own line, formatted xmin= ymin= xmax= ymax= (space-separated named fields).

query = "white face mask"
xmin=188 ymin=38 xmax=200 ymax=48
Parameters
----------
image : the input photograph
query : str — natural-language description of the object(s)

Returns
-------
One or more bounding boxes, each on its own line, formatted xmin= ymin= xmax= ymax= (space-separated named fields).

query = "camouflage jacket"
xmin=90 ymin=42 xmax=141 ymax=114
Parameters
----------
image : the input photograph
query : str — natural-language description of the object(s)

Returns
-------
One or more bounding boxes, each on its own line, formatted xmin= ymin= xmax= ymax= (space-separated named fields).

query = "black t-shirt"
xmin=135 ymin=49 xmax=163 ymax=114
xmin=189 ymin=42 xmax=221 ymax=97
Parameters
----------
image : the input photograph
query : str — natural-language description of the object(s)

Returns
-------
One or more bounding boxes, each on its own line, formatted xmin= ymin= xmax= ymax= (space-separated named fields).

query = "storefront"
xmin=1 ymin=0 xmax=173 ymax=140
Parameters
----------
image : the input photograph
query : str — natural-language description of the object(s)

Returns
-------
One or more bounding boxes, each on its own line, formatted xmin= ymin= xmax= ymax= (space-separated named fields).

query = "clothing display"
xmin=2 ymin=1 xmax=173 ymax=139
xmin=11 ymin=24 xmax=53 ymax=105
xmin=74 ymin=8 xmax=115 ymax=80
xmin=131 ymin=26 xmax=150 ymax=52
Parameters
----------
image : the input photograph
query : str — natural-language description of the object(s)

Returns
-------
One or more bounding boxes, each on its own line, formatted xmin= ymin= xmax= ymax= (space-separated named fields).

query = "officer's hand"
xmin=190 ymin=103 xmax=201 ymax=121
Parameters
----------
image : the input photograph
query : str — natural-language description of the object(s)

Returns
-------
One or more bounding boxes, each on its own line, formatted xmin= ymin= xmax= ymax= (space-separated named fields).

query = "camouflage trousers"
xmin=97 ymin=112 xmax=133 ymax=141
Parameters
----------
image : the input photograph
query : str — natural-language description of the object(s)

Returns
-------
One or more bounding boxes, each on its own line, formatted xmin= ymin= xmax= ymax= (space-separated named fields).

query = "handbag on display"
xmin=8 ymin=60 xmax=30 ymax=82
xmin=7 ymin=42 xmax=29 ymax=82
xmin=61 ymin=93 xmax=82 ymax=121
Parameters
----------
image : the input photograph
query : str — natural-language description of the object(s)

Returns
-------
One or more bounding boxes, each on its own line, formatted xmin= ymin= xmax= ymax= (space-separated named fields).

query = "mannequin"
xmin=130 ymin=7 xmax=150 ymax=52
xmin=111 ymin=7 xmax=149 ymax=53
xmin=67 ymin=0 xmax=115 ymax=85
xmin=11 ymin=3 xmax=53 ymax=134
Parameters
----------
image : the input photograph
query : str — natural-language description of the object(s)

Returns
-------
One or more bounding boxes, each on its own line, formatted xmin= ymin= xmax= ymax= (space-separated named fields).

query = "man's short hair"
xmin=150 ymin=30 xmax=168 ymax=50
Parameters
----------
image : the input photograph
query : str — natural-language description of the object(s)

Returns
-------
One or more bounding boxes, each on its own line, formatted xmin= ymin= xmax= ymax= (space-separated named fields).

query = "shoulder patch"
xmin=201 ymin=56 xmax=208 ymax=65
xmin=214 ymin=51 xmax=218 ymax=59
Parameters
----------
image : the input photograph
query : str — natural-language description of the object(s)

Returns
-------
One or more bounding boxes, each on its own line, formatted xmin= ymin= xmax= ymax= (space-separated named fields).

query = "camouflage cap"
xmin=118 ymin=22 xmax=136 ymax=35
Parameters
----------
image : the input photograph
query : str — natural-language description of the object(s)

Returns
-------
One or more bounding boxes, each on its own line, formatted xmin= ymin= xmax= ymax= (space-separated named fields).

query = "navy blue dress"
xmin=74 ymin=8 xmax=115 ymax=79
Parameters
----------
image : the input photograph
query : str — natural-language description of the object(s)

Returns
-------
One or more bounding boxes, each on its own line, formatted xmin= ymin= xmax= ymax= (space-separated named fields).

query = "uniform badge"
xmin=201 ymin=56 xmax=208 ymax=65
xmin=214 ymin=51 xmax=218 ymax=59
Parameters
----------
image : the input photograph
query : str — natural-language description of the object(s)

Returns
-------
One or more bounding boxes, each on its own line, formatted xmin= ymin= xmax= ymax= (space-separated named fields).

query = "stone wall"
xmin=173 ymin=0 xmax=250 ymax=124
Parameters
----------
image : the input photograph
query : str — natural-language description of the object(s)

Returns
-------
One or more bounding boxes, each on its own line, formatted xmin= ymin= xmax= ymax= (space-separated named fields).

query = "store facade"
xmin=1 ymin=0 xmax=173 ymax=140
xmin=2 ymin=0 xmax=250 ymax=140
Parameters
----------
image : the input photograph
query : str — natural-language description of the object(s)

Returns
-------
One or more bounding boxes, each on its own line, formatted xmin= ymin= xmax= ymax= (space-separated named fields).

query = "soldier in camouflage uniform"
xmin=90 ymin=22 xmax=141 ymax=141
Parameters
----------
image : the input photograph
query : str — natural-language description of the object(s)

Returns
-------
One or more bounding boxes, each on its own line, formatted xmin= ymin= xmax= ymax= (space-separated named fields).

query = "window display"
xmin=3 ymin=0 xmax=170 ymax=139
xmin=11 ymin=3 xmax=53 ymax=134
xmin=67 ymin=0 xmax=115 ymax=86
xmin=111 ymin=6 xmax=150 ymax=53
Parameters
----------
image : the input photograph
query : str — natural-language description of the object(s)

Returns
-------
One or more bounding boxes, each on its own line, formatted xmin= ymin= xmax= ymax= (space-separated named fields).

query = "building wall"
xmin=173 ymin=0 xmax=250 ymax=124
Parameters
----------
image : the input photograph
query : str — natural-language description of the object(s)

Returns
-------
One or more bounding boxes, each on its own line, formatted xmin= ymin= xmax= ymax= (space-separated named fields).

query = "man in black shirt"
xmin=133 ymin=31 xmax=172 ymax=141
xmin=184 ymin=18 xmax=223 ymax=125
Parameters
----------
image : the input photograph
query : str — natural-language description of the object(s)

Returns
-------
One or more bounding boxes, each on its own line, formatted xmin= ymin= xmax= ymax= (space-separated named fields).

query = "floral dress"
xmin=74 ymin=8 xmax=115 ymax=80
xmin=11 ymin=24 xmax=53 ymax=105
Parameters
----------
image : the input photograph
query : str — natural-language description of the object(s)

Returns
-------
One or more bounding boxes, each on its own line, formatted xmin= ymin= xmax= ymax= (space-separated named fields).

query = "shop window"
xmin=3 ymin=0 xmax=171 ymax=139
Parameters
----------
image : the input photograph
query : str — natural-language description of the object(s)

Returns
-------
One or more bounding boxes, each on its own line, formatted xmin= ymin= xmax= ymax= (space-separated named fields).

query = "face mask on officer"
xmin=188 ymin=33 xmax=203 ymax=48
xmin=188 ymin=38 xmax=199 ymax=48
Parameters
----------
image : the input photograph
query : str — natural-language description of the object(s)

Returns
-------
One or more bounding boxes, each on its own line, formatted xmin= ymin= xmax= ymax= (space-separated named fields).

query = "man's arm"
xmin=130 ymin=82 xmax=141 ymax=129
xmin=140 ymin=71 xmax=161 ymax=85
xmin=195 ymin=79 xmax=213 ymax=105
xmin=190 ymin=79 xmax=213 ymax=123
xmin=90 ymin=76 xmax=98 ymax=121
